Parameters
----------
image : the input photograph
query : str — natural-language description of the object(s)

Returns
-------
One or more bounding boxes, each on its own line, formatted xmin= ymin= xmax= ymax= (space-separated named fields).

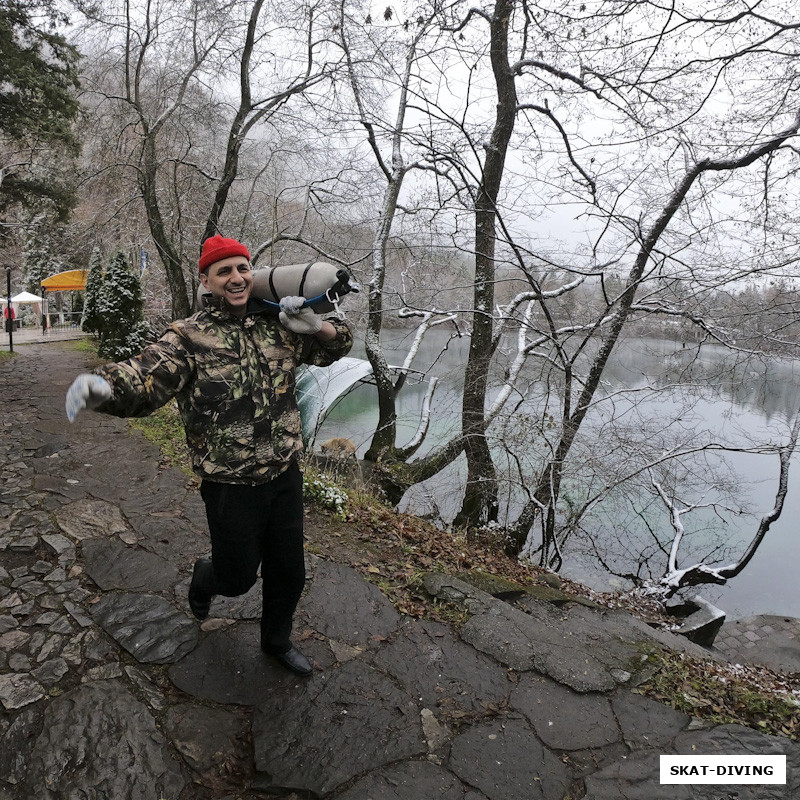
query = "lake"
xmin=314 ymin=329 xmax=800 ymax=621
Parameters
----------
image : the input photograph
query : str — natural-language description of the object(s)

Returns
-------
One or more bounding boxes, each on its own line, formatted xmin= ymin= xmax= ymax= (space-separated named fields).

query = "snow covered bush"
xmin=81 ymin=246 xmax=104 ymax=334
xmin=96 ymin=250 xmax=152 ymax=359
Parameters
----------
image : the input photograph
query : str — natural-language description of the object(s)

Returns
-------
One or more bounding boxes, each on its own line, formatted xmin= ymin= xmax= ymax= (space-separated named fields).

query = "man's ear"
xmin=199 ymin=271 xmax=210 ymax=290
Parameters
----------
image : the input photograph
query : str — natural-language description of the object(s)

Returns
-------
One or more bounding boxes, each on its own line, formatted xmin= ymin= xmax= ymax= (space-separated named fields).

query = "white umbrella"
xmin=11 ymin=291 xmax=43 ymax=303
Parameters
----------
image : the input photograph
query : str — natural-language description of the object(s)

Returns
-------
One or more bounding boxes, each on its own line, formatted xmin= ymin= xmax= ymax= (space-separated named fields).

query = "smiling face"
xmin=199 ymin=256 xmax=253 ymax=317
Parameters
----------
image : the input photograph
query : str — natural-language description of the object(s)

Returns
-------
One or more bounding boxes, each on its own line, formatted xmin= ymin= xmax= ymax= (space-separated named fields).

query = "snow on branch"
xmin=396 ymin=309 xmax=459 ymax=373
xmin=495 ymin=273 xmax=588 ymax=332
xmin=397 ymin=376 xmax=439 ymax=460
xmin=651 ymin=408 xmax=800 ymax=596
xmin=487 ymin=300 xmax=535 ymax=423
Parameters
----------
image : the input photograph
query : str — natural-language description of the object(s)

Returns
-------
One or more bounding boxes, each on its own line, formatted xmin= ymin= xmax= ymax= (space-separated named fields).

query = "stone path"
xmin=1 ymin=342 xmax=799 ymax=799
xmin=715 ymin=615 xmax=800 ymax=674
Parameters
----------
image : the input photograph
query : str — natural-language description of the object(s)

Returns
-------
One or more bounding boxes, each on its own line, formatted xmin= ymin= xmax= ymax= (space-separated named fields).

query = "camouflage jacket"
xmin=94 ymin=299 xmax=353 ymax=484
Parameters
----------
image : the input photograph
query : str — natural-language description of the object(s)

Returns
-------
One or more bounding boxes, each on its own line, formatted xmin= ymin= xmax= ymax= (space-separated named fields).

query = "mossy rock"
xmin=457 ymin=571 xmax=528 ymax=599
xmin=538 ymin=572 xmax=563 ymax=589
xmin=456 ymin=571 xmax=603 ymax=609
xmin=525 ymin=584 xmax=576 ymax=606
xmin=535 ymin=585 xmax=603 ymax=610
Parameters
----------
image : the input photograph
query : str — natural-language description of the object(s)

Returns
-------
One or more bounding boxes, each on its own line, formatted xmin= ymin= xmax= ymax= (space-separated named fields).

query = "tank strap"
xmin=298 ymin=262 xmax=314 ymax=298
xmin=267 ymin=269 xmax=278 ymax=302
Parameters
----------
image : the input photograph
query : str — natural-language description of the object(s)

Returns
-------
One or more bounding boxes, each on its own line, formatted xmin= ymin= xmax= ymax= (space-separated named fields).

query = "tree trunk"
xmin=453 ymin=0 xmax=517 ymax=528
xmin=202 ymin=0 xmax=265 ymax=244
xmin=140 ymin=136 xmax=190 ymax=319
xmin=364 ymin=186 xmax=401 ymax=461
xmin=352 ymin=17 xmax=430 ymax=463
xmin=506 ymin=111 xmax=800 ymax=556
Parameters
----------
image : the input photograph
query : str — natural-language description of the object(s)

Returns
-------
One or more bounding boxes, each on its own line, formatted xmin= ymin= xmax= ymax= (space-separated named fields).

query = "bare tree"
xmin=507 ymin=110 xmax=800 ymax=561
xmin=329 ymin=0 xmax=469 ymax=464
xmin=74 ymin=0 xmax=342 ymax=318
xmin=369 ymin=0 xmax=800 ymax=570
xmin=650 ymin=408 xmax=800 ymax=595
xmin=70 ymin=0 xmax=800 ymax=594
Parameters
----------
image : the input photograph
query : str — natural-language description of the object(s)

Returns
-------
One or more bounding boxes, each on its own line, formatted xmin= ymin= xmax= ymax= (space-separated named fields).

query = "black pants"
xmin=199 ymin=462 xmax=305 ymax=653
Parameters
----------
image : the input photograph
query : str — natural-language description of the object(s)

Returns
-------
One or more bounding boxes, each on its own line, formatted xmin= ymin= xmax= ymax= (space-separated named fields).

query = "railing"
xmin=42 ymin=311 xmax=83 ymax=331
xmin=8 ymin=311 xmax=83 ymax=331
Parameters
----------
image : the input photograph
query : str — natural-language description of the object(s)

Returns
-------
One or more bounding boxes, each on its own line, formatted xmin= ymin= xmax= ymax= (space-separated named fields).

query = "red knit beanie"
xmin=199 ymin=235 xmax=250 ymax=273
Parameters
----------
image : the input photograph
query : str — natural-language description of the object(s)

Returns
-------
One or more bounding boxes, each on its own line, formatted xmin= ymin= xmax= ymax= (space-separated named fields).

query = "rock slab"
xmin=335 ymin=760 xmax=488 ymax=800
xmin=169 ymin=622 xmax=319 ymax=705
xmin=299 ymin=560 xmax=401 ymax=647
xmin=448 ymin=716 xmax=573 ymax=800
xmin=82 ymin=537 xmax=179 ymax=592
xmin=2 ymin=679 xmax=185 ymax=799
xmin=370 ymin=618 xmax=511 ymax=715
xmin=510 ymin=674 xmax=620 ymax=751
xmin=253 ymin=659 xmax=426 ymax=796
xmin=54 ymin=498 xmax=132 ymax=541
xmin=584 ymin=724 xmax=800 ymax=799
xmin=90 ymin=592 xmax=197 ymax=664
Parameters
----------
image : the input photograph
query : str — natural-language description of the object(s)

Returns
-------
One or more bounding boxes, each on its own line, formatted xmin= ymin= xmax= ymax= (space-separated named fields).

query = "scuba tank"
xmin=197 ymin=261 xmax=359 ymax=313
xmin=251 ymin=262 xmax=358 ymax=312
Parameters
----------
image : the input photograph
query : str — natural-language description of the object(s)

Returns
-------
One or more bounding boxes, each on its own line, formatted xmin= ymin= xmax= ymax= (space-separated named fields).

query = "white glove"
xmin=65 ymin=374 xmax=112 ymax=422
xmin=278 ymin=296 xmax=322 ymax=335
xmin=279 ymin=295 xmax=305 ymax=315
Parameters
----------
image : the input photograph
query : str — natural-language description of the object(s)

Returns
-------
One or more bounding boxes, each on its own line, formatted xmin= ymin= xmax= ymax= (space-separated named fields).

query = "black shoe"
xmin=188 ymin=557 xmax=213 ymax=620
xmin=266 ymin=645 xmax=313 ymax=677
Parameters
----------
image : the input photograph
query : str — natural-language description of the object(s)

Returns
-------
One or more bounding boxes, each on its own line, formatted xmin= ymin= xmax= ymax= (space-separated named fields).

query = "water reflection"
xmin=601 ymin=337 xmax=800 ymax=424
xmin=315 ymin=330 xmax=800 ymax=619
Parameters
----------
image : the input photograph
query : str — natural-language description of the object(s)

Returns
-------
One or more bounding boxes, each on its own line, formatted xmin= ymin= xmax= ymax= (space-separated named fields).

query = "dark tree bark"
xmin=453 ymin=0 xmax=517 ymax=528
xmin=140 ymin=134 xmax=190 ymax=318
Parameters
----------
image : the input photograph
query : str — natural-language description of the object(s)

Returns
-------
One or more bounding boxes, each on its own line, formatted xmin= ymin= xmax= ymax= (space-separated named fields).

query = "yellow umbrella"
xmin=40 ymin=270 xmax=88 ymax=292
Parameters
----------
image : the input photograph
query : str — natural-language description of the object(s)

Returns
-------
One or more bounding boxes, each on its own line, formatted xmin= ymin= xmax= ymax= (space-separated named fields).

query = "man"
xmin=3 ymin=303 xmax=15 ymax=332
xmin=65 ymin=235 xmax=353 ymax=676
